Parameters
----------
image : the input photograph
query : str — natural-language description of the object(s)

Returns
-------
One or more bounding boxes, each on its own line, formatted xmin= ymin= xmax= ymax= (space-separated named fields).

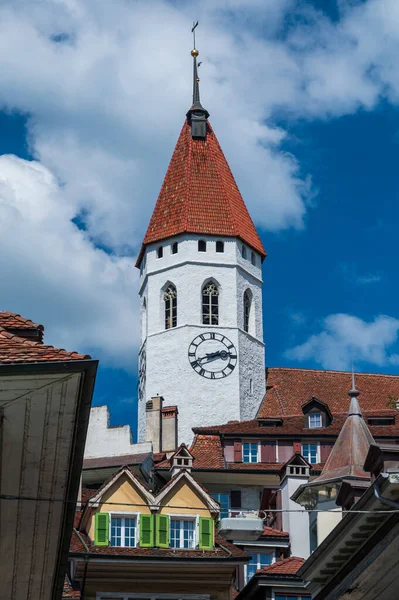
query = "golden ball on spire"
xmin=191 ymin=48 xmax=199 ymax=57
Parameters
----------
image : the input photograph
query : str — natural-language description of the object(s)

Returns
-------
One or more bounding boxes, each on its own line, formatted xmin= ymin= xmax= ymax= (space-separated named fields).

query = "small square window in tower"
xmin=202 ymin=282 xmax=219 ymax=325
xmin=216 ymin=240 xmax=224 ymax=253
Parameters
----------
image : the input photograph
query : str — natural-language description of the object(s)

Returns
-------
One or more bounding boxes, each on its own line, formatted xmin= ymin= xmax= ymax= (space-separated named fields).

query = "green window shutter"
xmin=94 ymin=512 xmax=109 ymax=546
xmin=156 ymin=514 xmax=170 ymax=548
xmin=140 ymin=514 xmax=154 ymax=548
xmin=199 ymin=517 xmax=214 ymax=550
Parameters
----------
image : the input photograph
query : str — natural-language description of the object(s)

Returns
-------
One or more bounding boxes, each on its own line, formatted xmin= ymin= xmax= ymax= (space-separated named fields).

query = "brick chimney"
xmin=161 ymin=406 xmax=178 ymax=452
xmin=146 ymin=396 xmax=163 ymax=453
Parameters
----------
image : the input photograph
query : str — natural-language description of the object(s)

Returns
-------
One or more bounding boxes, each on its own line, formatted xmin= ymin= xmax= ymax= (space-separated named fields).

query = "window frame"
xmin=251 ymin=251 xmax=256 ymax=266
xmin=242 ymin=441 xmax=259 ymax=463
xmin=164 ymin=284 xmax=177 ymax=329
xmin=308 ymin=413 xmax=322 ymax=429
xmin=245 ymin=551 xmax=274 ymax=583
xmin=202 ymin=281 xmax=219 ymax=326
xmin=109 ymin=512 xmax=139 ymax=548
xmin=169 ymin=515 xmax=197 ymax=550
xmin=302 ymin=442 xmax=319 ymax=464
xmin=212 ymin=493 xmax=230 ymax=519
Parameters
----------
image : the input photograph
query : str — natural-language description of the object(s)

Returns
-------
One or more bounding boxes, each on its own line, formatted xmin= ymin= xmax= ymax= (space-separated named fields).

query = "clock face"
xmin=138 ymin=344 xmax=146 ymax=401
xmin=188 ymin=332 xmax=237 ymax=379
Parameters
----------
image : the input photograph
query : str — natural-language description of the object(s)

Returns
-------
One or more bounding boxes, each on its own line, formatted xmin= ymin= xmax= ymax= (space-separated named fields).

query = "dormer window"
xmin=367 ymin=416 xmax=395 ymax=426
xmin=309 ymin=413 xmax=322 ymax=429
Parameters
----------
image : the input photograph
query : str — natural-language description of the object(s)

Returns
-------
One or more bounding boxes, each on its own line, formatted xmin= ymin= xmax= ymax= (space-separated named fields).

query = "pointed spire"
xmin=186 ymin=22 xmax=209 ymax=139
xmin=348 ymin=368 xmax=361 ymax=416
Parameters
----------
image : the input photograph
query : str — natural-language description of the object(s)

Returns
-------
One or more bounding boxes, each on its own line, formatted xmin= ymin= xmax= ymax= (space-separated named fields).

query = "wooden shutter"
xmin=234 ymin=440 xmax=242 ymax=462
xmin=278 ymin=441 xmax=294 ymax=463
xmin=261 ymin=441 xmax=276 ymax=462
xmin=156 ymin=514 xmax=169 ymax=548
xmin=224 ymin=440 xmax=235 ymax=462
xmin=94 ymin=512 xmax=109 ymax=546
xmin=320 ymin=443 xmax=334 ymax=463
xmin=199 ymin=517 xmax=214 ymax=550
xmin=140 ymin=514 xmax=154 ymax=548
xmin=293 ymin=441 xmax=302 ymax=454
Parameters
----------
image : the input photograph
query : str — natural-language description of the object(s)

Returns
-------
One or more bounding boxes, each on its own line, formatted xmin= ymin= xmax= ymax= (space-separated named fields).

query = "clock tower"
xmin=136 ymin=44 xmax=266 ymax=444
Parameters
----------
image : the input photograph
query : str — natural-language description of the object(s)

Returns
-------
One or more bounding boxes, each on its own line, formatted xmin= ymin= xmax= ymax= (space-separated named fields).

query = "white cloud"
xmin=0 ymin=0 xmax=398 ymax=360
xmin=286 ymin=314 xmax=399 ymax=370
xmin=0 ymin=154 xmax=137 ymax=366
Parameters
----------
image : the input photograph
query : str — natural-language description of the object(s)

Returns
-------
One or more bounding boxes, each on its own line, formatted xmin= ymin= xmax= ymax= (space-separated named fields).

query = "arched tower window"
xmin=202 ymin=281 xmax=219 ymax=325
xmin=171 ymin=242 xmax=178 ymax=254
xmin=251 ymin=251 xmax=256 ymax=266
xmin=157 ymin=246 xmax=163 ymax=259
xmin=198 ymin=240 xmax=207 ymax=252
xmin=244 ymin=290 xmax=251 ymax=333
xmin=242 ymin=245 xmax=247 ymax=259
xmin=164 ymin=285 xmax=177 ymax=329
xmin=216 ymin=240 xmax=224 ymax=253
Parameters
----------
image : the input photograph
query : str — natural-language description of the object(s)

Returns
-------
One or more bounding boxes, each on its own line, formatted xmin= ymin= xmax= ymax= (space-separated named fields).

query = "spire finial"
xmin=348 ymin=366 xmax=360 ymax=399
xmin=187 ymin=21 xmax=209 ymax=139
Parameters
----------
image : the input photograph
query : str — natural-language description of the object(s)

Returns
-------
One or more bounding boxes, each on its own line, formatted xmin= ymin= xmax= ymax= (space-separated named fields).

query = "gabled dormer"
xmin=170 ymin=443 xmax=194 ymax=476
xmin=280 ymin=453 xmax=311 ymax=484
xmin=302 ymin=397 xmax=332 ymax=429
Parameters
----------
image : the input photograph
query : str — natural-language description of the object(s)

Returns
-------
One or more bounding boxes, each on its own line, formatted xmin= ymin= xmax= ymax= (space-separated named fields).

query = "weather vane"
xmin=191 ymin=20 xmax=199 ymax=50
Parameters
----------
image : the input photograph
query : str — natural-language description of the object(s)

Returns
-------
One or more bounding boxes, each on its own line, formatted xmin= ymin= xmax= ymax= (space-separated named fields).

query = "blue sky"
xmin=1 ymin=0 xmax=399 ymax=437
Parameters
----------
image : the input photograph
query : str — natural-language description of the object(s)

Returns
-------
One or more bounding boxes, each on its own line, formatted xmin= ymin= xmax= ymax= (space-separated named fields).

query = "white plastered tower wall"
xmin=281 ymin=476 xmax=311 ymax=559
xmin=137 ymin=234 xmax=265 ymax=444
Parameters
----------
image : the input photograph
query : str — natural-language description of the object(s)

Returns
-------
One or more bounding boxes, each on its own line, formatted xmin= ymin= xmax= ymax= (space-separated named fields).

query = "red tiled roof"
xmin=259 ymin=368 xmax=399 ymax=417
xmin=83 ymin=452 xmax=151 ymax=470
xmin=70 ymin=529 xmax=247 ymax=560
xmin=62 ymin=576 xmax=81 ymax=599
xmin=193 ymin=413 xmax=399 ymax=438
xmin=0 ymin=327 xmax=90 ymax=363
xmin=257 ymin=556 xmax=305 ymax=576
xmin=190 ymin=434 xmax=225 ymax=469
xmin=0 ymin=311 xmax=43 ymax=331
xmin=136 ymin=120 xmax=266 ymax=266
xmin=262 ymin=526 xmax=289 ymax=538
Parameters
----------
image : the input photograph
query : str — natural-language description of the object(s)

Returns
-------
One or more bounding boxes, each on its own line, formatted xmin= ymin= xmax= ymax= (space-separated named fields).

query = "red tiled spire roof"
xmin=136 ymin=120 xmax=266 ymax=266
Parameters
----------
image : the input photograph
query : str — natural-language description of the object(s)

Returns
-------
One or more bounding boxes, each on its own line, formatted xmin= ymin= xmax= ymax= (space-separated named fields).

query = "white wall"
xmin=85 ymin=406 xmax=152 ymax=459
xmin=137 ymin=234 xmax=265 ymax=445
xmin=281 ymin=476 xmax=311 ymax=559
xmin=316 ymin=499 xmax=342 ymax=546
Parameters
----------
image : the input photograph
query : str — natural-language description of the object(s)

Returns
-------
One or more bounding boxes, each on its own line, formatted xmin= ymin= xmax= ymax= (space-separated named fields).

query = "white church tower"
xmin=136 ymin=43 xmax=266 ymax=444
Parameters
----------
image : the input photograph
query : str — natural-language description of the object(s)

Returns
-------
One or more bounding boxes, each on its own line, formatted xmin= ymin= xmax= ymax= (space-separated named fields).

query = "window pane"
xmin=309 ymin=413 xmax=322 ymax=428
xmin=259 ymin=553 xmax=272 ymax=568
xmin=124 ymin=518 xmax=136 ymax=547
xmin=111 ymin=517 xmax=122 ymax=546
xmin=170 ymin=519 xmax=195 ymax=549
xmin=243 ymin=443 xmax=258 ymax=463
xmin=212 ymin=493 xmax=229 ymax=519
xmin=302 ymin=444 xmax=318 ymax=464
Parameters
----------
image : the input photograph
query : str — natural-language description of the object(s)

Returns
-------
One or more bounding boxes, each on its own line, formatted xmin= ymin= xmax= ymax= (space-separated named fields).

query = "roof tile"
xmin=136 ymin=121 xmax=266 ymax=265
xmin=257 ymin=556 xmax=305 ymax=575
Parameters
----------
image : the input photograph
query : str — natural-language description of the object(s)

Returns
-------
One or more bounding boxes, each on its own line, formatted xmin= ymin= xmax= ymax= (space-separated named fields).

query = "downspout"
xmin=73 ymin=528 xmax=90 ymax=600
xmin=373 ymin=474 xmax=399 ymax=509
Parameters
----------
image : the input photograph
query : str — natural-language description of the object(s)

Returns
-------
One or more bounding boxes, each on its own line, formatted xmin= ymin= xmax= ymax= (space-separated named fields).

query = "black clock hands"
xmin=198 ymin=350 xmax=229 ymax=364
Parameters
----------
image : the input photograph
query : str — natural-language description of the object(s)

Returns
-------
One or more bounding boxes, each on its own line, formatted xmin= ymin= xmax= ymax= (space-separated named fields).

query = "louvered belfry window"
xmin=164 ymin=285 xmax=177 ymax=329
xmin=202 ymin=282 xmax=219 ymax=325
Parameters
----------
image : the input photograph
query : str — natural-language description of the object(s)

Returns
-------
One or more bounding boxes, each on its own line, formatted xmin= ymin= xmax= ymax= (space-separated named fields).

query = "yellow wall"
xmin=88 ymin=473 xmax=152 ymax=540
xmin=158 ymin=478 xmax=212 ymax=518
